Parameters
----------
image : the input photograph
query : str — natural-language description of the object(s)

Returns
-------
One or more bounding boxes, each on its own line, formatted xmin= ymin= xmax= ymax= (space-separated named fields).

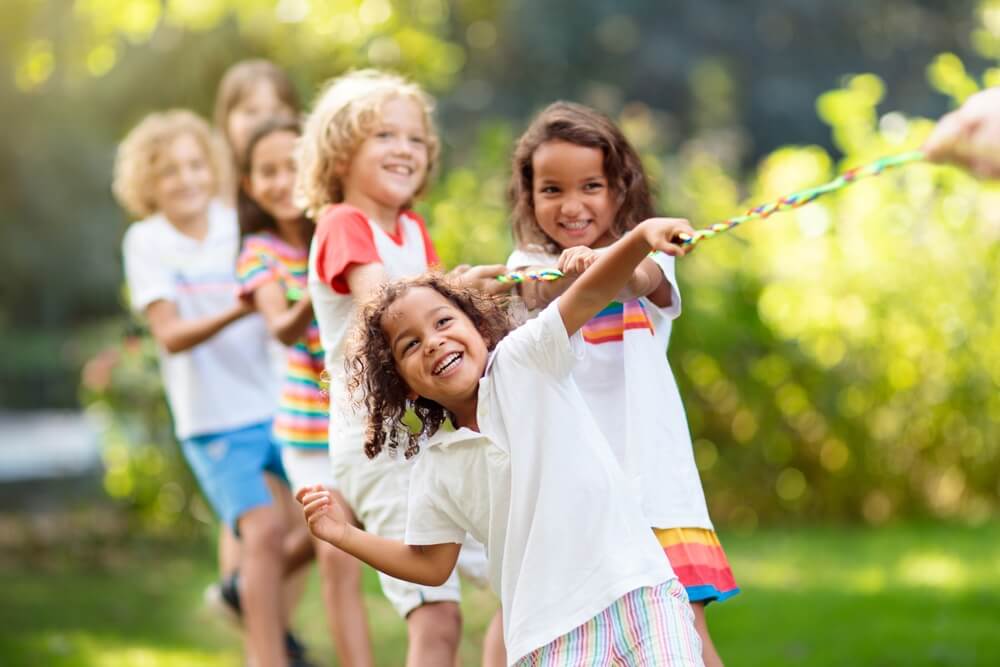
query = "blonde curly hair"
xmin=295 ymin=69 xmax=439 ymax=217
xmin=112 ymin=109 xmax=228 ymax=220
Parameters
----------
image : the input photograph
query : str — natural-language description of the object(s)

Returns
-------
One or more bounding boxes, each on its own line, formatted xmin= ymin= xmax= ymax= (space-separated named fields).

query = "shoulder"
xmin=317 ymin=203 xmax=370 ymax=229
xmin=241 ymin=231 xmax=279 ymax=254
xmin=122 ymin=215 xmax=166 ymax=251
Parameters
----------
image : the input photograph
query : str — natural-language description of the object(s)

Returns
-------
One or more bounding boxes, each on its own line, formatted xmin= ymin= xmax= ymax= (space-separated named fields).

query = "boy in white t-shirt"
xmin=114 ymin=110 xmax=300 ymax=667
xmin=298 ymin=217 xmax=705 ymax=666
xmin=296 ymin=70 xmax=510 ymax=665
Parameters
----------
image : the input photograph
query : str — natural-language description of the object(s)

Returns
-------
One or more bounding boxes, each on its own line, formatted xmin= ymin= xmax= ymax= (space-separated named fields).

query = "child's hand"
xmin=557 ymin=246 xmax=599 ymax=277
xmin=296 ymin=484 xmax=348 ymax=546
xmin=638 ymin=218 xmax=695 ymax=257
xmin=457 ymin=264 xmax=516 ymax=295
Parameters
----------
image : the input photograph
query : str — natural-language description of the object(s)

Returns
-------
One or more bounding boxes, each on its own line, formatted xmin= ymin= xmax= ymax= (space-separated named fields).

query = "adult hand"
xmin=924 ymin=87 xmax=1000 ymax=178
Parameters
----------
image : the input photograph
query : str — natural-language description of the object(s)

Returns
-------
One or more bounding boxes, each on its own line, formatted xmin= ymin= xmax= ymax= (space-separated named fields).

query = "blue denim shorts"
xmin=181 ymin=420 xmax=288 ymax=533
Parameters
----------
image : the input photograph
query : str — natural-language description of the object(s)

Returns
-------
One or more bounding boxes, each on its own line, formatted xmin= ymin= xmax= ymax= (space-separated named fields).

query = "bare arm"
xmin=145 ymin=298 xmax=253 ymax=354
xmin=252 ymin=281 xmax=315 ymax=346
xmin=516 ymin=249 xmax=672 ymax=311
xmin=298 ymin=486 xmax=461 ymax=586
xmin=345 ymin=262 xmax=389 ymax=303
xmin=558 ymin=218 xmax=693 ymax=337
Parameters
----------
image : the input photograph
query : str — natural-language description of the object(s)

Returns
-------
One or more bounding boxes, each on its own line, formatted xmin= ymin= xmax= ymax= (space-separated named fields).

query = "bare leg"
xmin=238 ymin=504 xmax=289 ymax=667
xmin=405 ymin=601 xmax=461 ymax=667
xmin=316 ymin=538 xmax=374 ymax=666
xmin=269 ymin=475 xmax=313 ymax=623
xmin=692 ymin=601 xmax=724 ymax=667
xmin=218 ymin=526 xmax=241 ymax=578
xmin=481 ymin=609 xmax=506 ymax=667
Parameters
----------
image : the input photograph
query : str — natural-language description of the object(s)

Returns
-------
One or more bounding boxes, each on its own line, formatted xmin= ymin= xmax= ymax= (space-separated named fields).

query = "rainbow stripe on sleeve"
xmin=581 ymin=300 xmax=654 ymax=345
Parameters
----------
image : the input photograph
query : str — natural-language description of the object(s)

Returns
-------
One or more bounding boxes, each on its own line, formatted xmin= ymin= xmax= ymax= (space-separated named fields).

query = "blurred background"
xmin=2 ymin=0 xmax=999 ymax=665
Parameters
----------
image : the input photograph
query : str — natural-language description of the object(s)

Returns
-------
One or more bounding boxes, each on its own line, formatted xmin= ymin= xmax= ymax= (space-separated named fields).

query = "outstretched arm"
xmin=145 ymin=298 xmax=253 ymax=354
xmin=924 ymin=87 xmax=1000 ymax=178
xmin=297 ymin=485 xmax=461 ymax=586
xmin=252 ymin=281 xmax=315 ymax=346
xmin=558 ymin=218 xmax=693 ymax=337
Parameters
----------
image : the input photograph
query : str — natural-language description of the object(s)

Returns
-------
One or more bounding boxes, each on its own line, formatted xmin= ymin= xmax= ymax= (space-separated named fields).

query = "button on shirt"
xmin=405 ymin=301 xmax=673 ymax=665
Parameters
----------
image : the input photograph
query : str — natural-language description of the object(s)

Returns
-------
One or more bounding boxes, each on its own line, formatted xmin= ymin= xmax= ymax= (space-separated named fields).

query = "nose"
xmin=390 ymin=135 xmax=412 ymax=156
xmin=561 ymin=195 xmax=582 ymax=216
xmin=424 ymin=333 xmax=444 ymax=355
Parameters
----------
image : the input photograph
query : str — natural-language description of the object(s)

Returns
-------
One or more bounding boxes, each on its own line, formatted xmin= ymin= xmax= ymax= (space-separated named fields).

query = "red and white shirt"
xmin=307 ymin=204 xmax=438 ymax=453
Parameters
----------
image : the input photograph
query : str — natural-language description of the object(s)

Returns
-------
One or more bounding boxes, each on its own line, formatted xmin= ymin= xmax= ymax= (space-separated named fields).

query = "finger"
xmin=304 ymin=497 xmax=331 ymax=518
xmin=296 ymin=484 xmax=322 ymax=504
xmin=924 ymin=111 xmax=967 ymax=163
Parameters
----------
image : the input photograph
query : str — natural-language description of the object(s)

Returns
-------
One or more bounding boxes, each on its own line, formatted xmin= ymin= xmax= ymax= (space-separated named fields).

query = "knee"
xmin=238 ymin=508 xmax=285 ymax=556
xmin=409 ymin=602 xmax=462 ymax=647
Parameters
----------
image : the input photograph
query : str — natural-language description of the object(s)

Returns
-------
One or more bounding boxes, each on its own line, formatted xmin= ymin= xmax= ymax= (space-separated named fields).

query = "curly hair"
xmin=112 ymin=109 xmax=228 ymax=220
xmin=295 ymin=69 xmax=440 ymax=218
xmin=347 ymin=274 xmax=513 ymax=460
xmin=508 ymin=101 xmax=656 ymax=254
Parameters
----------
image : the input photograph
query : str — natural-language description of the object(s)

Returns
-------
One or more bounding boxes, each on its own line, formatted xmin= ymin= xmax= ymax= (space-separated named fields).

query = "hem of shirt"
xmin=173 ymin=410 xmax=275 ymax=442
xmin=647 ymin=516 xmax=714 ymax=531
xmin=505 ymin=570 xmax=672 ymax=666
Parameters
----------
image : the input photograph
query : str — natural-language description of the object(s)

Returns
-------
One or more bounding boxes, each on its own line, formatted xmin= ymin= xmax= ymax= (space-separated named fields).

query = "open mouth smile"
xmin=432 ymin=351 xmax=463 ymax=376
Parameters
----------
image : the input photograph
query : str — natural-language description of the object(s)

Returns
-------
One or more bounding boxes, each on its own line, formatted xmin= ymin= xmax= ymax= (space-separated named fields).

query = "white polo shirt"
xmin=404 ymin=302 xmax=673 ymax=665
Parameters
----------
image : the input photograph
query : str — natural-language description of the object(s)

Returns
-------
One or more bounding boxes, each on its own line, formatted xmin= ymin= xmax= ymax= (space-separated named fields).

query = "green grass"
xmin=2 ymin=522 xmax=998 ymax=666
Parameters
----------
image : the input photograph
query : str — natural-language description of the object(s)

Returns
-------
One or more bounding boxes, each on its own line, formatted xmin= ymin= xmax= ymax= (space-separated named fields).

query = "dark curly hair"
xmin=508 ymin=101 xmax=656 ymax=254
xmin=347 ymin=274 xmax=514 ymax=460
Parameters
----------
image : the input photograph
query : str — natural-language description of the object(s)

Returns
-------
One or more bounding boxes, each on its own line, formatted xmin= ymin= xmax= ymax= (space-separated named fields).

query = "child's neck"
xmin=166 ymin=210 xmax=210 ymax=241
xmin=343 ymin=193 xmax=402 ymax=236
xmin=275 ymin=218 xmax=307 ymax=250
xmin=444 ymin=395 xmax=480 ymax=433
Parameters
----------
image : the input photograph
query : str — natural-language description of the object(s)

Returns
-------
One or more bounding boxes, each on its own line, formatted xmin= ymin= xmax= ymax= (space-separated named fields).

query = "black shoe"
xmin=203 ymin=571 xmax=242 ymax=627
xmin=285 ymin=630 xmax=317 ymax=667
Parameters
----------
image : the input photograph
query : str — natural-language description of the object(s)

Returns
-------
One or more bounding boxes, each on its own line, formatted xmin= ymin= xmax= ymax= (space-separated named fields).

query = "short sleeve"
xmin=122 ymin=223 xmax=175 ymax=313
xmin=404 ymin=457 xmax=467 ymax=546
xmin=493 ymin=300 xmax=581 ymax=379
xmin=506 ymin=248 xmax=557 ymax=270
xmin=408 ymin=211 xmax=440 ymax=269
xmin=648 ymin=251 xmax=682 ymax=319
xmin=313 ymin=206 xmax=381 ymax=294
xmin=236 ymin=237 xmax=282 ymax=296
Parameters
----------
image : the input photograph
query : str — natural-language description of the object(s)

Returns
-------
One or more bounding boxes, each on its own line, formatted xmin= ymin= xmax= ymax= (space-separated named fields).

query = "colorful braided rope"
xmin=677 ymin=150 xmax=925 ymax=246
xmin=496 ymin=150 xmax=925 ymax=282
xmin=496 ymin=268 xmax=565 ymax=283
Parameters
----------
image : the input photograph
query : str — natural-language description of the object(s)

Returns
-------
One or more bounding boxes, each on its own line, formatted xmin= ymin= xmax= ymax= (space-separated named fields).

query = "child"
xmin=299 ymin=216 xmax=704 ymax=666
xmin=296 ymin=69 xmax=509 ymax=666
xmin=211 ymin=62 xmax=316 ymax=660
xmin=235 ymin=118 xmax=373 ymax=667
xmin=215 ymin=59 xmax=301 ymax=166
xmin=505 ymin=102 xmax=738 ymax=667
xmin=114 ymin=110 xmax=297 ymax=667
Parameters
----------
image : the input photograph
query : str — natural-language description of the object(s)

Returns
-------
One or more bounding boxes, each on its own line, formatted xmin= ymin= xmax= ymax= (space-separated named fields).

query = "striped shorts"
xmin=515 ymin=578 xmax=703 ymax=666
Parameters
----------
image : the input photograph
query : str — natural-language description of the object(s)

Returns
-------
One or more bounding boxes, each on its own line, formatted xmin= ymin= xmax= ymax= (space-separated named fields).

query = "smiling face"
xmin=244 ymin=129 xmax=302 ymax=224
xmin=382 ymin=286 xmax=488 ymax=420
xmin=226 ymin=80 xmax=296 ymax=158
xmin=340 ymin=96 xmax=430 ymax=220
xmin=531 ymin=139 xmax=619 ymax=249
xmin=151 ymin=133 xmax=215 ymax=225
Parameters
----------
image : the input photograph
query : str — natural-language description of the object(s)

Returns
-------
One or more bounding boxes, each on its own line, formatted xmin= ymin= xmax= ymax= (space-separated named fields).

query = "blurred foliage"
xmin=4 ymin=1 xmax=1000 ymax=528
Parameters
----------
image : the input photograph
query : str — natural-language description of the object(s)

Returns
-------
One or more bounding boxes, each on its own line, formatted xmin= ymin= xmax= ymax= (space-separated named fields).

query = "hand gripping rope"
xmin=497 ymin=150 xmax=925 ymax=283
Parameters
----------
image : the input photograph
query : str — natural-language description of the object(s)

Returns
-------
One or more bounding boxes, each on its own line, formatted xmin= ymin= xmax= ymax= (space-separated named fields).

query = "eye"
xmin=583 ymin=181 xmax=604 ymax=192
xmin=539 ymin=185 xmax=560 ymax=195
xmin=409 ymin=135 xmax=426 ymax=144
xmin=375 ymin=130 xmax=393 ymax=139
xmin=436 ymin=316 xmax=452 ymax=328
xmin=400 ymin=338 xmax=419 ymax=356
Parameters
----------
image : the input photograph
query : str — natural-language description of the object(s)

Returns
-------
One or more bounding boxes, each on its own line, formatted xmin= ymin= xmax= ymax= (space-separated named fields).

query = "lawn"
xmin=2 ymin=522 xmax=998 ymax=666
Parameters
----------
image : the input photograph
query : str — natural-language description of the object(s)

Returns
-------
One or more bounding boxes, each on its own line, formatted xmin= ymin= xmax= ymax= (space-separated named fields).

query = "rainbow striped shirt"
xmin=237 ymin=232 xmax=328 ymax=449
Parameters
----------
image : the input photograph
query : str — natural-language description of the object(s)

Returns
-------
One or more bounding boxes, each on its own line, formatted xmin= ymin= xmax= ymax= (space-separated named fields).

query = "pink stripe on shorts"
xmin=516 ymin=578 xmax=703 ymax=666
